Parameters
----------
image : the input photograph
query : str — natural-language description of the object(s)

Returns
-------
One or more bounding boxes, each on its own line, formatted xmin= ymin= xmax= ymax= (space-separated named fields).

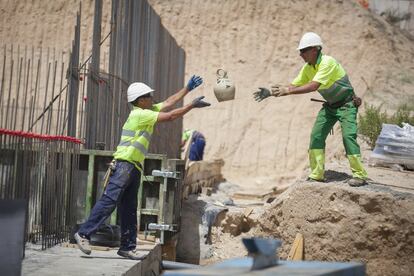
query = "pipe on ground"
xmin=162 ymin=261 xmax=200 ymax=270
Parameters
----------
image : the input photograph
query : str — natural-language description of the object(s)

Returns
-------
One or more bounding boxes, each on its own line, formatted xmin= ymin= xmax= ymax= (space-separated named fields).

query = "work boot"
xmin=348 ymin=178 xmax=367 ymax=187
xmin=117 ymin=249 xmax=147 ymax=260
xmin=74 ymin=232 xmax=91 ymax=255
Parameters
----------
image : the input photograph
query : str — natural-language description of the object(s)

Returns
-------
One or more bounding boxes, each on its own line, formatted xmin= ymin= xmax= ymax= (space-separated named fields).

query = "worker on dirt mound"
xmin=181 ymin=129 xmax=206 ymax=161
xmin=253 ymin=32 xmax=368 ymax=187
xmin=74 ymin=75 xmax=210 ymax=260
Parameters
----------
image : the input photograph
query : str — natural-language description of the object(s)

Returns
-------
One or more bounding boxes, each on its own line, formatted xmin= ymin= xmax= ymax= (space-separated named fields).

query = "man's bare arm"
xmin=288 ymin=81 xmax=320 ymax=95
xmin=158 ymin=103 xmax=193 ymax=122
xmin=160 ymin=87 xmax=189 ymax=112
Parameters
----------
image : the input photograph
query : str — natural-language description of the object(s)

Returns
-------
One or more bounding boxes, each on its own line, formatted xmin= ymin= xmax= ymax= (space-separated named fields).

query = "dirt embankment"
xmin=148 ymin=0 xmax=414 ymax=189
xmin=1 ymin=0 xmax=414 ymax=189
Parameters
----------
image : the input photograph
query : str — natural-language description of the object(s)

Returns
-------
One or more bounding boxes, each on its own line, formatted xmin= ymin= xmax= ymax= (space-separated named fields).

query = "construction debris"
xmin=183 ymin=160 xmax=225 ymax=198
xmin=370 ymin=123 xmax=414 ymax=170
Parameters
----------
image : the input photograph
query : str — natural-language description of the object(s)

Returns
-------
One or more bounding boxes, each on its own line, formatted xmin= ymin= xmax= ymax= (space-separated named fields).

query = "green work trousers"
xmin=308 ymin=102 xmax=368 ymax=180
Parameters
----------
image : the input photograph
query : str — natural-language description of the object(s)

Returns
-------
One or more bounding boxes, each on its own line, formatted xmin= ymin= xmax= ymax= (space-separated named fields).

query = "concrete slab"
xmin=22 ymin=243 xmax=161 ymax=276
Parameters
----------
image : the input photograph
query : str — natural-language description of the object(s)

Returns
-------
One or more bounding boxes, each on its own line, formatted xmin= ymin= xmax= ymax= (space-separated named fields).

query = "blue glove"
xmin=187 ymin=75 xmax=203 ymax=91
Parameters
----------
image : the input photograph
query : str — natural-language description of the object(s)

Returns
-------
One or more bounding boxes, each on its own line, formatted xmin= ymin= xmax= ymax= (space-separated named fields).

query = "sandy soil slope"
xmin=148 ymin=0 xmax=414 ymax=189
xmin=1 ymin=0 xmax=413 ymax=188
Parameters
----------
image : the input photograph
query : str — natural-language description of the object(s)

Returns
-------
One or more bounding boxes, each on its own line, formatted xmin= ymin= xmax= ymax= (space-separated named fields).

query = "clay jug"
xmin=213 ymin=69 xmax=235 ymax=102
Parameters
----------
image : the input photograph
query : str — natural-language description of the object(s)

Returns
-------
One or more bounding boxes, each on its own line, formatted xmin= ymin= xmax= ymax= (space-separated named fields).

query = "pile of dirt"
xmin=255 ymin=180 xmax=414 ymax=275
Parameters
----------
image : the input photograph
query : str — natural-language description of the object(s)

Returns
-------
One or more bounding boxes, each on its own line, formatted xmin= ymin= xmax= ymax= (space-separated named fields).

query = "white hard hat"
xmin=127 ymin=82 xmax=155 ymax=102
xmin=297 ymin=32 xmax=323 ymax=50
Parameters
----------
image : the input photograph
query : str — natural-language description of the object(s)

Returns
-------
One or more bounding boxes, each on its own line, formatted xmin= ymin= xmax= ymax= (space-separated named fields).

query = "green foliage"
xmin=358 ymin=105 xmax=388 ymax=148
xmin=389 ymin=104 xmax=414 ymax=126
xmin=381 ymin=9 xmax=411 ymax=24
xmin=358 ymin=104 xmax=414 ymax=149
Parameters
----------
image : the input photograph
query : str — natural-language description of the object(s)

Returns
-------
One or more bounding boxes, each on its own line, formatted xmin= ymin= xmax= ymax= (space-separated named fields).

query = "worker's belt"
xmin=103 ymin=159 xmax=143 ymax=189
xmin=115 ymin=159 xmax=143 ymax=171
xmin=324 ymin=94 xmax=356 ymax=109
xmin=102 ymin=159 xmax=143 ymax=190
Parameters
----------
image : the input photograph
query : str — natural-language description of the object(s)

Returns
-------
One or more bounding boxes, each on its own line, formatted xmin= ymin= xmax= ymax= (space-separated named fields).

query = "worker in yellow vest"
xmin=254 ymin=32 xmax=368 ymax=187
xmin=75 ymin=75 xmax=210 ymax=260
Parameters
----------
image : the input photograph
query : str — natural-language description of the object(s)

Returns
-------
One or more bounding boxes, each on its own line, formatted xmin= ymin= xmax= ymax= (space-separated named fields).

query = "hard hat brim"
xmin=297 ymin=43 xmax=322 ymax=50
xmin=128 ymin=90 xmax=155 ymax=103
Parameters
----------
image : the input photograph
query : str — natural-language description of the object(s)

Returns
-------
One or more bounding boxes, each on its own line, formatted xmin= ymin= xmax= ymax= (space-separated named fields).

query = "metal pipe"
xmin=161 ymin=261 xmax=200 ymax=270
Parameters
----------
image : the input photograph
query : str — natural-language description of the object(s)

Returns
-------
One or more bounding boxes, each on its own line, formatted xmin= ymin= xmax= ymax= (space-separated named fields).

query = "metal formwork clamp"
xmin=148 ymin=223 xmax=178 ymax=245
xmin=151 ymin=169 xmax=180 ymax=179
xmin=148 ymin=223 xmax=177 ymax=232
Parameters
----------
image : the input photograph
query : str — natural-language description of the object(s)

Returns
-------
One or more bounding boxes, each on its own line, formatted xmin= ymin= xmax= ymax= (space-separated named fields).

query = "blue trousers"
xmin=78 ymin=161 xmax=140 ymax=251
xmin=189 ymin=137 xmax=205 ymax=161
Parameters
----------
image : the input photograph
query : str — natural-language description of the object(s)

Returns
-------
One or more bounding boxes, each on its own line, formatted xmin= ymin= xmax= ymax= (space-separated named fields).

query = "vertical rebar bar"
xmin=21 ymin=59 xmax=31 ymax=131
xmin=5 ymin=48 xmax=14 ymax=129
xmin=56 ymin=58 xmax=65 ymax=136
xmin=29 ymin=58 xmax=41 ymax=132
xmin=47 ymin=61 xmax=58 ymax=134
xmin=12 ymin=58 xmax=23 ymax=131
xmin=40 ymin=62 xmax=51 ymax=134
xmin=0 ymin=45 xmax=7 ymax=127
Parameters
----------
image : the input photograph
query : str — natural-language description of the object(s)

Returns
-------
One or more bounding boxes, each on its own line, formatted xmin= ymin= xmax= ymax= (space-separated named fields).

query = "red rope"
xmin=0 ymin=128 xmax=83 ymax=144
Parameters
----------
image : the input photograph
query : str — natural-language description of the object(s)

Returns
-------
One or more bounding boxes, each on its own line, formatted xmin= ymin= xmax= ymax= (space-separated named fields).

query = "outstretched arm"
xmin=161 ymin=87 xmax=189 ymax=111
xmin=157 ymin=96 xmax=210 ymax=122
xmin=287 ymin=81 xmax=320 ymax=95
xmin=158 ymin=103 xmax=193 ymax=122
xmin=254 ymin=81 xmax=320 ymax=102
xmin=161 ymin=75 xmax=203 ymax=111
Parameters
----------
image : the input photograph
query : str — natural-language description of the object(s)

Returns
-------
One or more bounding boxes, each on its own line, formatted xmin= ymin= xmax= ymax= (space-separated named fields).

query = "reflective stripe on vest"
xmin=138 ymin=130 xmax=151 ymax=141
xmin=116 ymin=128 xmax=153 ymax=166
xmin=121 ymin=129 xmax=135 ymax=137
xmin=318 ymin=75 xmax=354 ymax=105
xmin=118 ymin=140 xmax=148 ymax=156
xmin=121 ymin=129 xmax=152 ymax=141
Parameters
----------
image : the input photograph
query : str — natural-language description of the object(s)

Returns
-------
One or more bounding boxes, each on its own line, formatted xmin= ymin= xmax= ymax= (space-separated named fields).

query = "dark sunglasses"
xmin=142 ymin=92 xmax=154 ymax=98
xmin=300 ymin=47 xmax=313 ymax=54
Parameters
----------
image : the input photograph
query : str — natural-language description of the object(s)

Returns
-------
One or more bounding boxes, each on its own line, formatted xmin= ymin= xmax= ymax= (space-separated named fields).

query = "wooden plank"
xmin=162 ymin=237 xmax=177 ymax=261
xmin=138 ymin=233 xmax=156 ymax=242
xmin=85 ymin=154 xmax=95 ymax=217
xmin=287 ymin=233 xmax=304 ymax=261
xmin=243 ymin=207 xmax=253 ymax=218
xmin=232 ymin=191 xmax=273 ymax=200
xmin=201 ymin=187 xmax=212 ymax=196
xmin=61 ymin=242 xmax=110 ymax=251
